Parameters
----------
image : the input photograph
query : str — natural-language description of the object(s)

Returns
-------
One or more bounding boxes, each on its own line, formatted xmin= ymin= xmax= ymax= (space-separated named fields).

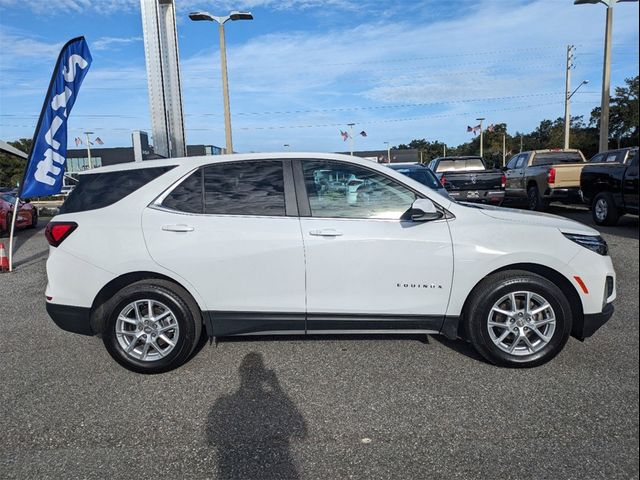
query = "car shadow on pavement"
xmin=430 ymin=336 xmax=491 ymax=364
xmin=206 ymin=352 xmax=307 ymax=480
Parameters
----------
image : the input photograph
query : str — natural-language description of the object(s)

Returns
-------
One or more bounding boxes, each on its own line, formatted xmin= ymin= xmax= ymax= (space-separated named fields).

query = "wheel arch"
xmin=89 ymin=271 xmax=207 ymax=336
xmin=456 ymin=262 xmax=584 ymax=340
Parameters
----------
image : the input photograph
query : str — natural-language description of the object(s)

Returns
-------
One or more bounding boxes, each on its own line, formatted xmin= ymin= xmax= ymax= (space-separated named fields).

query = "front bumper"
xmin=573 ymin=303 xmax=615 ymax=341
xmin=447 ymin=190 xmax=504 ymax=205
xmin=46 ymin=302 xmax=94 ymax=336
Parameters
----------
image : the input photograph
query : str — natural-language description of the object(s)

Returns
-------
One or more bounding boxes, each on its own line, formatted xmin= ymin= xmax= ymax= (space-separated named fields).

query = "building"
xmin=63 ymin=131 xmax=221 ymax=188
xmin=338 ymin=149 xmax=421 ymax=164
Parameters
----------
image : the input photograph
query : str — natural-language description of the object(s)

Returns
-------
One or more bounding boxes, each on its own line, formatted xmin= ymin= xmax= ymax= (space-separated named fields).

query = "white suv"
xmin=45 ymin=153 xmax=616 ymax=373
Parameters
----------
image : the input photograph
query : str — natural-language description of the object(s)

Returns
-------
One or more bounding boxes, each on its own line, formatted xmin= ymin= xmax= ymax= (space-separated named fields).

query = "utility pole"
xmin=476 ymin=117 xmax=485 ymax=157
xmin=520 ymin=135 xmax=523 ymax=153
xmin=564 ymin=45 xmax=575 ymax=149
xmin=84 ymin=131 xmax=94 ymax=169
xmin=443 ymin=144 xmax=446 ymax=157
xmin=347 ymin=123 xmax=355 ymax=156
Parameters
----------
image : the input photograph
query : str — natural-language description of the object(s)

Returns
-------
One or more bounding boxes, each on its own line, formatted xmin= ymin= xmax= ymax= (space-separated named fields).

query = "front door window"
xmin=302 ymin=160 xmax=416 ymax=220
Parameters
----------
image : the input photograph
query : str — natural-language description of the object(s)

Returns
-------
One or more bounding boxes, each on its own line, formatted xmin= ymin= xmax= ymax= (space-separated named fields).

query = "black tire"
xmin=102 ymin=279 xmax=202 ymax=374
xmin=464 ymin=270 xmax=572 ymax=368
xmin=1 ymin=212 xmax=11 ymax=237
xmin=592 ymin=192 xmax=620 ymax=226
xmin=527 ymin=185 xmax=548 ymax=211
xmin=29 ymin=209 xmax=38 ymax=228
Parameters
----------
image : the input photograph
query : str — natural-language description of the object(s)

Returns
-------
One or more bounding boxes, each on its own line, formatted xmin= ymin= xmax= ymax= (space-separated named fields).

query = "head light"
xmin=563 ymin=233 xmax=608 ymax=256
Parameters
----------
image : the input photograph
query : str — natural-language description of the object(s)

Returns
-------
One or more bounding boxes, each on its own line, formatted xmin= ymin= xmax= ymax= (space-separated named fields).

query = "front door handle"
xmin=309 ymin=229 xmax=343 ymax=237
xmin=162 ymin=224 xmax=195 ymax=233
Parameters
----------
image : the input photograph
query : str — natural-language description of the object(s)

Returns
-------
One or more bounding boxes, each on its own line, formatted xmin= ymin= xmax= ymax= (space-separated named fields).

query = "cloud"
xmin=92 ymin=36 xmax=142 ymax=51
xmin=0 ymin=0 xmax=382 ymax=15
xmin=1 ymin=0 xmax=638 ymax=152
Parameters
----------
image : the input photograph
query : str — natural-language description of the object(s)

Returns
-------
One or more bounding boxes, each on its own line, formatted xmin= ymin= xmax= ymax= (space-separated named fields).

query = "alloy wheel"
xmin=595 ymin=198 xmax=608 ymax=222
xmin=115 ymin=299 xmax=180 ymax=362
xmin=487 ymin=291 xmax=556 ymax=356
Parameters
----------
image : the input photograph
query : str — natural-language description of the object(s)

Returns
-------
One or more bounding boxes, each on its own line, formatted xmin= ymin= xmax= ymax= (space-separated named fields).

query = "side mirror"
xmin=410 ymin=198 xmax=443 ymax=222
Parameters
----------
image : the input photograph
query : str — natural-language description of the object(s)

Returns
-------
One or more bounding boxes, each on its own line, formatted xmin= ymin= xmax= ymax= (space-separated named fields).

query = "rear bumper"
xmin=544 ymin=187 xmax=582 ymax=202
xmin=447 ymin=190 xmax=505 ymax=204
xmin=46 ymin=302 xmax=94 ymax=336
xmin=572 ymin=303 xmax=615 ymax=341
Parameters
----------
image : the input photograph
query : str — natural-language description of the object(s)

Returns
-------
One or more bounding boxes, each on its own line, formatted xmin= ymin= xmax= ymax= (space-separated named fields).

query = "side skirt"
xmin=203 ymin=311 xmax=459 ymax=339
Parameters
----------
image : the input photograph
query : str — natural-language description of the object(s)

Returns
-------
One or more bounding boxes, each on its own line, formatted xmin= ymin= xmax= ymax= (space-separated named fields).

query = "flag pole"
xmin=7 ymin=196 xmax=20 ymax=272
xmin=347 ymin=123 xmax=355 ymax=156
xmin=85 ymin=131 xmax=93 ymax=169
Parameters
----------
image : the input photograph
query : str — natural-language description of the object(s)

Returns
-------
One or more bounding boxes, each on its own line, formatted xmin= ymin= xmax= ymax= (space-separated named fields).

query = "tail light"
xmin=45 ymin=222 xmax=78 ymax=247
xmin=501 ymin=174 xmax=507 ymax=188
xmin=548 ymin=168 xmax=556 ymax=185
xmin=440 ymin=174 xmax=447 ymax=187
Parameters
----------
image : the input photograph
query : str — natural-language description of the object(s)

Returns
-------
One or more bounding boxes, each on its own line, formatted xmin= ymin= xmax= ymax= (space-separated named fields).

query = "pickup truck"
xmin=503 ymin=149 xmax=586 ymax=211
xmin=426 ymin=156 xmax=505 ymax=205
xmin=581 ymin=148 xmax=639 ymax=225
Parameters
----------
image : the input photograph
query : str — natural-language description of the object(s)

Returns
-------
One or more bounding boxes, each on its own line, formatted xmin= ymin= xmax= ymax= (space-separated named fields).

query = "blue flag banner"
xmin=19 ymin=37 xmax=92 ymax=198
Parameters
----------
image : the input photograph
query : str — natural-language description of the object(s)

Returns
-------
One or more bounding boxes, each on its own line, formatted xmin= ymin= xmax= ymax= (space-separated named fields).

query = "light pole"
xmin=476 ymin=117 xmax=485 ymax=157
xmin=189 ymin=10 xmax=253 ymax=154
xmin=564 ymin=79 xmax=590 ymax=149
xmin=574 ymin=0 xmax=638 ymax=152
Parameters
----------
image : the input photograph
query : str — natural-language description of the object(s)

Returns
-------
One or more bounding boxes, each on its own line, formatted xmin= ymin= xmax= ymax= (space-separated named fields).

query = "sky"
xmin=0 ymin=0 xmax=638 ymax=154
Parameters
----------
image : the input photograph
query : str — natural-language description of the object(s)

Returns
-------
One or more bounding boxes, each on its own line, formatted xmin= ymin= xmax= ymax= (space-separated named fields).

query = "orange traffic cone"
xmin=0 ymin=242 xmax=8 ymax=272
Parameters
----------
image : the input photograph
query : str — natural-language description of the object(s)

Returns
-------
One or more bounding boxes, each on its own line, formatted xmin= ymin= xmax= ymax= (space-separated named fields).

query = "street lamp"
xmin=476 ymin=117 xmax=485 ymax=157
xmin=189 ymin=10 xmax=253 ymax=154
xmin=574 ymin=0 xmax=638 ymax=152
xmin=564 ymin=79 xmax=590 ymax=149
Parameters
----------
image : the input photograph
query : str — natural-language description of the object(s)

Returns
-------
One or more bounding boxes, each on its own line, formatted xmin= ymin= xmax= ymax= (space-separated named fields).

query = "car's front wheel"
xmin=464 ymin=270 xmax=572 ymax=368
xmin=102 ymin=279 xmax=202 ymax=374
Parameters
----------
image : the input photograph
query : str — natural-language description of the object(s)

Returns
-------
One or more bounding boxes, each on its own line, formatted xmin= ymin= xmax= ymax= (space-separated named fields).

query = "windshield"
xmin=391 ymin=167 xmax=441 ymax=189
xmin=436 ymin=159 xmax=485 ymax=172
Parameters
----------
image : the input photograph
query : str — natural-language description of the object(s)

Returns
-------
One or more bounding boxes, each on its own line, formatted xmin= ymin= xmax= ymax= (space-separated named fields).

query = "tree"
xmin=590 ymin=75 xmax=639 ymax=148
xmin=0 ymin=138 xmax=31 ymax=188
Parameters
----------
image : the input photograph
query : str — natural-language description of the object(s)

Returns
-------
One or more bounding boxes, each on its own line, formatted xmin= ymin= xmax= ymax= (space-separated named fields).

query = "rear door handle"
xmin=309 ymin=229 xmax=343 ymax=237
xmin=162 ymin=224 xmax=195 ymax=233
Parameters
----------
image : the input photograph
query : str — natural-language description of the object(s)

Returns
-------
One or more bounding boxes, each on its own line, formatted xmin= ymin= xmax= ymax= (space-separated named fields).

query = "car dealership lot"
xmin=1 ymin=207 xmax=638 ymax=480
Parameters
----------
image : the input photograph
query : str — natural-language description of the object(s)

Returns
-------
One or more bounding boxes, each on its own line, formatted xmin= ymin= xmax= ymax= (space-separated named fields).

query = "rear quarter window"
xmin=59 ymin=166 xmax=175 ymax=214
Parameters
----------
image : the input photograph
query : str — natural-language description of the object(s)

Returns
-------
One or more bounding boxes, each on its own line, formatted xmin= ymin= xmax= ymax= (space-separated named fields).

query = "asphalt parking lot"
xmin=1 ymin=206 xmax=638 ymax=480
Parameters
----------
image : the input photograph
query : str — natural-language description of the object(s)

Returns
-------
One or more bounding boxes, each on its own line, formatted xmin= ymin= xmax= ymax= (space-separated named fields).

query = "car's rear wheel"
xmin=103 ymin=279 xmax=202 ymax=374
xmin=527 ymin=185 xmax=548 ymax=211
xmin=464 ymin=270 xmax=572 ymax=368
xmin=592 ymin=192 xmax=619 ymax=226
xmin=29 ymin=208 xmax=38 ymax=228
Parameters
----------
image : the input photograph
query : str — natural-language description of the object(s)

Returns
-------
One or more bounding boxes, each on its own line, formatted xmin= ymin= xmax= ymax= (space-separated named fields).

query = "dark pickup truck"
xmin=581 ymin=148 xmax=639 ymax=225
xmin=426 ymin=156 xmax=505 ymax=205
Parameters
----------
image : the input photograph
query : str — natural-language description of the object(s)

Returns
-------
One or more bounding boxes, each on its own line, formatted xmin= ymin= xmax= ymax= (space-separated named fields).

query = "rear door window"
xmin=162 ymin=161 xmax=286 ymax=216
xmin=59 ymin=166 xmax=175 ymax=214
xmin=203 ymin=161 xmax=286 ymax=216
xmin=162 ymin=170 xmax=204 ymax=214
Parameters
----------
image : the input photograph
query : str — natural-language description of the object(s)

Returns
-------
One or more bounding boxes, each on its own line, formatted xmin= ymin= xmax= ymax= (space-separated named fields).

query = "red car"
xmin=0 ymin=193 xmax=38 ymax=235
